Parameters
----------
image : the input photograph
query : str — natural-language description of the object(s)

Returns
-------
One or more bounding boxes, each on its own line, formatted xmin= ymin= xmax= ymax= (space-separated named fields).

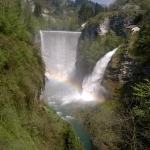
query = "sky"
xmin=91 ymin=0 xmax=115 ymax=5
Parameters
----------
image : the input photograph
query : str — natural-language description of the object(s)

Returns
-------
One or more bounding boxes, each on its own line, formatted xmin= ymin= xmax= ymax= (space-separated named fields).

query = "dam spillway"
xmin=40 ymin=30 xmax=81 ymax=81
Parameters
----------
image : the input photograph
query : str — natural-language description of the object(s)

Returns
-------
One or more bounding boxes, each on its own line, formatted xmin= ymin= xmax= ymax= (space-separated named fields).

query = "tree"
xmin=131 ymin=17 xmax=150 ymax=60
xmin=119 ymin=79 xmax=150 ymax=150
xmin=34 ymin=2 xmax=41 ymax=17
xmin=78 ymin=4 xmax=94 ymax=23
xmin=75 ymin=0 xmax=88 ymax=5
xmin=94 ymin=3 xmax=103 ymax=15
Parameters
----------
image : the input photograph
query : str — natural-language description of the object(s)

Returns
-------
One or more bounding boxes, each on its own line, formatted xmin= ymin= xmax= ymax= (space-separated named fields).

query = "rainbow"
xmin=45 ymin=71 xmax=104 ymax=103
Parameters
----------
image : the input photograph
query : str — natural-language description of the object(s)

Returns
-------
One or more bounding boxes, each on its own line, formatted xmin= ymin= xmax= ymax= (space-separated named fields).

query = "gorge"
xmin=40 ymin=30 xmax=118 ymax=149
xmin=1 ymin=0 xmax=150 ymax=149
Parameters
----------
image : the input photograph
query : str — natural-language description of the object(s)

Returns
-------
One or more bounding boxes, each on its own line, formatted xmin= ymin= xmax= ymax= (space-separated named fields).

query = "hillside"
xmin=27 ymin=0 xmax=104 ymax=31
xmin=0 ymin=0 xmax=83 ymax=149
xmin=75 ymin=0 xmax=150 ymax=149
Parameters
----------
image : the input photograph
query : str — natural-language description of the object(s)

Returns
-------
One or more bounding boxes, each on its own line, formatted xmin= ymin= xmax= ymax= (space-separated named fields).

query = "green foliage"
xmin=48 ymin=15 xmax=80 ymax=31
xmin=80 ymin=102 xmax=122 ymax=150
xmin=65 ymin=124 xmax=83 ymax=150
xmin=0 ymin=0 xmax=83 ymax=150
xmin=77 ymin=2 xmax=103 ymax=24
xmin=78 ymin=4 xmax=94 ymax=23
xmin=132 ymin=79 xmax=150 ymax=125
xmin=130 ymin=18 xmax=150 ymax=60
xmin=117 ymin=79 xmax=150 ymax=150
xmin=75 ymin=0 xmax=88 ymax=5
xmin=79 ymin=31 xmax=122 ymax=71
xmin=94 ymin=3 xmax=103 ymax=15
xmin=109 ymin=0 xmax=150 ymax=10
xmin=31 ymin=0 xmax=81 ymax=31
xmin=34 ymin=2 xmax=42 ymax=17
xmin=86 ymin=41 xmax=100 ymax=66
xmin=77 ymin=1 xmax=150 ymax=150
xmin=108 ymin=0 xmax=129 ymax=10
xmin=87 ymin=10 xmax=144 ymax=26
xmin=83 ymin=79 xmax=150 ymax=150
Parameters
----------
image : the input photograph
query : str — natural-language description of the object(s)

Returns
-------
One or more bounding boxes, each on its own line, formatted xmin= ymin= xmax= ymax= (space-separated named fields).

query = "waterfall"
xmin=40 ymin=30 xmax=83 ymax=105
xmin=40 ymin=31 xmax=118 ymax=150
xmin=40 ymin=30 xmax=118 ymax=103
xmin=81 ymin=48 xmax=118 ymax=101
xmin=40 ymin=30 xmax=81 ymax=81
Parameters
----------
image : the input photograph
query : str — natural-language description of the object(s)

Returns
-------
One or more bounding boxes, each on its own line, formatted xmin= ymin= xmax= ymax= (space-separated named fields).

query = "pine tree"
xmin=34 ymin=2 xmax=41 ymax=17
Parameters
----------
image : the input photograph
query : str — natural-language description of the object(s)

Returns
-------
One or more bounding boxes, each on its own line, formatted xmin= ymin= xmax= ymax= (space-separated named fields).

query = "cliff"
xmin=75 ymin=8 xmax=143 ymax=89
xmin=103 ymin=43 xmax=150 ymax=98
xmin=82 ymin=10 xmax=143 ymax=39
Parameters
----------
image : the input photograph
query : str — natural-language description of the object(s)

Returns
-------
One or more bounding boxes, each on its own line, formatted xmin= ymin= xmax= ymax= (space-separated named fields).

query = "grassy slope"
xmin=0 ymin=1 xmax=83 ymax=150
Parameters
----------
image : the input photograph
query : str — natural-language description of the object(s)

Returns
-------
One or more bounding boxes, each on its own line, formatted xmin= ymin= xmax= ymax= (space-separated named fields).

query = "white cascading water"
xmin=40 ymin=30 xmax=80 ymax=81
xmin=40 ymin=30 xmax=83 ymax=106
xmin=40 ymin=30 xmax=118 ymax=105
xmin=40 ymin=30 xmax=118 ymax=150
xmin=81 ymin=48 xmax=118 ymax=101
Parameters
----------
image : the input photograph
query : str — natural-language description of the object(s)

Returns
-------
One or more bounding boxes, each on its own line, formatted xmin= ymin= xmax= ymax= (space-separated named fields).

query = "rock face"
xmin=102 ymin=47 xmax=150 ymax=98
xmin=110 ymin=14 xmax=134 ymax=36
xmin=82 ymin=23 xmax=99 ymax=39
xmin=99 ymin=18 xmax=110 ymax=35
xmin=42 ymin=8 xmax=50 ymax=19
xmin=77 ymin=9 xmax=142 ymax=92
xmin=82 ymin=13 xmax=136 ymax=39
xmin=104 ymin=49 xmax=150 ymax=83
xmin=119 ymin=4 xmax=140 ymax=10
